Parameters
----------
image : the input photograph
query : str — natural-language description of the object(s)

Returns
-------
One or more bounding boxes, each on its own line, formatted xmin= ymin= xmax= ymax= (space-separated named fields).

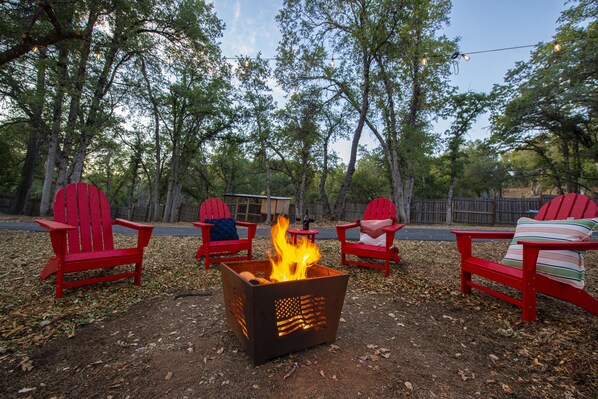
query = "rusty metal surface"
xmin=221 ymin=260 xmax=349 ymax=365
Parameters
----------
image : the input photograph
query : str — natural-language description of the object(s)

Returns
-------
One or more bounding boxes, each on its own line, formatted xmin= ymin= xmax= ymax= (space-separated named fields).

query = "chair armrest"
xmin=114 ymin=219 xmax=154 ymax=248
xmin=336 ymin=221 xmax=360 ymax=243
xmin=192 ymin=222 xmax=213 ymax=244
xmin=452 ymin=230 xmax=515 ymax=259
xmin=192 ymin=221 xmax=215 ymax=228
xmin=451 ymin=230 xmax=515 ymax=240
xmin=518 ymin=240 xmax=598 ymax=275
xmin=235 ymin=221 xmax=257 ymax=240
xmin=336 ymin=221 xmax=359 ymax=230
xmin=114 ymin=218 xmax=153 ymax=231
xmin=518 ymin=240 xmax=598 ymax=250
xmin=382 ymin=223 xmax=406 ymax=233
xmin=35 ymin=219 xmax=76 ymax=232
xmin=35 ymin=220 xmax=76 ymax=256
xmin=382 ymin=223 xmax=406 ymax=247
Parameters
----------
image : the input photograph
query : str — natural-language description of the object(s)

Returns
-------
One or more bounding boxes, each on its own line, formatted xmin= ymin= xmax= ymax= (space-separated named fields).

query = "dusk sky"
xmin=212 ymin=0 xmax=568 ymax=162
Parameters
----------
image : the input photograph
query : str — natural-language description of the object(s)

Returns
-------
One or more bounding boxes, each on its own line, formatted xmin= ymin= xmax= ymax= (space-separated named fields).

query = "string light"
xmin=32 ymin=45 xmax=39 ymax=52
xmin=243 ymin=59 xmax=250 ymax=67
xmin=553 ymin=41 xmax=562 ymax=52
xmin=223 ymin=41 xmax=563 ymax=68
xmin=95 ymin=51 xmax=101 ymax=60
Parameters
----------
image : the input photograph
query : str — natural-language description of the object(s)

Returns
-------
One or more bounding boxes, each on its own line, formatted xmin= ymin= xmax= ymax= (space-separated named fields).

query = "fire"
xmin=269 ymin=216 xmax=321 ymax=282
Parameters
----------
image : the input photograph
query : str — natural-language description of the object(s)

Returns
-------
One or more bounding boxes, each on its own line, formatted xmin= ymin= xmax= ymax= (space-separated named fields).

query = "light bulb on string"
xmin=462 ymin=54 xmax=470 ymax=61
xmin=32 ymin=45 xmax=39 ymax=53
xmin=243 ymin=59 xmax=250 ymax=67
xmin=330 ymin=57 xmax=335 ymax=67
xmin=553 ymin=42 xmax=562 ymax=52
xmin=421 ymin=56 xmax=428 ymax=66
xmin=95 ymin=51 xmax=101 ymax=60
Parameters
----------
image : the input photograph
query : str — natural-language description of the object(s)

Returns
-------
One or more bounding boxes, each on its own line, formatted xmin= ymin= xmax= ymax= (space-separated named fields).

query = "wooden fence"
xmin=410 ymin=196 xmax=559 ymax=225
xmin=1 ymin=193 xmax=581 ymax=226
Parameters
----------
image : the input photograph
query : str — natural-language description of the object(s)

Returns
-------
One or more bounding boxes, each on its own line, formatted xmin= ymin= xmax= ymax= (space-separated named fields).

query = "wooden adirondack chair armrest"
xmin=235 ymin=221 xmax=257 ymax=239
xmin=336 ymin=221 xmax=360 ymax=243
xmin=35 ymin=220 xmax=76 ymax=256
xmin=452 ymin=230 xmax=515 ymax=239
xmin=192 ymin=221 xmax=215 ymax=228
xmin=517 ymin=240 xmax=598 ymax=251
xmin=382 ymin=223 xmax=405 ymax=233
xmin=114 ymin=219 xmax=154 ymax=248
xmin=452 ymin=230 xmax=515 ymax=259
xmin=517 ymin=240 xmax=598 ymax=276
xmin=192 ymin=222 xmax=213 ymax=244
xmin=114 ymin=218 xmax=153 ymax=231
xmin=382 ymin=223 xmax=406 ymax=247
xmin=35 ymin=219 xmax=76 ymax=232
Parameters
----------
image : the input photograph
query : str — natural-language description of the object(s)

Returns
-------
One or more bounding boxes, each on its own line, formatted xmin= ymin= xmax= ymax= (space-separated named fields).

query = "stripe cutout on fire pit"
xmin=275 ymin=294 xmax=327 ymax=336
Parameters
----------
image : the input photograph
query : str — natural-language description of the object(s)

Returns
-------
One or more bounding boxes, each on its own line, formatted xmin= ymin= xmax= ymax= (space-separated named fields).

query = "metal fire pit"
xmin=221 ymin=260 xmax=349 ymax=365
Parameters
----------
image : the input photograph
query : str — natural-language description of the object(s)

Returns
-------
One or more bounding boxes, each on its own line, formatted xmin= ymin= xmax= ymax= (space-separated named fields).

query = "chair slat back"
xmin=199 ymin=198 xmax=231 ymax=222
xmin=53 ymin=183 xmax=114 ymax=254
xmin=535 ymin=193 xmax=598 ymax=221
xmin=363 ymin=198 xmax=397 ymax=221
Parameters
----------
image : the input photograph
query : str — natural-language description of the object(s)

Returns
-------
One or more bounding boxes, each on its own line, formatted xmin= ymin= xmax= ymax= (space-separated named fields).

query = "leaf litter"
xmin=0 ymin=228 xmax=596 ymax=398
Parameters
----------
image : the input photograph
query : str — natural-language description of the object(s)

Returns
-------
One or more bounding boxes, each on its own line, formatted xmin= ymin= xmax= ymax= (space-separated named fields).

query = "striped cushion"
xmin=501 ymin=217 xmax=598 ymax=288
xmin=359 ymin=219 xmax=393 ymax=246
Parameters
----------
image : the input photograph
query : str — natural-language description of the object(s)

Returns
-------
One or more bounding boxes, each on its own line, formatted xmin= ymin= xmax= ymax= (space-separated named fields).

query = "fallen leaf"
xmin=502 ymin=384 xmax=513 ymax=394
xmin=19 ymin=357 xmax=33 ymax=372
xmin=319 ymin=370 xmax=325 ymax=377
xmin=404 ymin=381 xmax=413 ymax=390
xmin=165 ymin=372 xmax=173 ymax=380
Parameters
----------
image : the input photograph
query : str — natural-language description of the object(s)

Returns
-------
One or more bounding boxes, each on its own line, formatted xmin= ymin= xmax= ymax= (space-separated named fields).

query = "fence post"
xmin=491 ymin=196 xmax=496 ymax=225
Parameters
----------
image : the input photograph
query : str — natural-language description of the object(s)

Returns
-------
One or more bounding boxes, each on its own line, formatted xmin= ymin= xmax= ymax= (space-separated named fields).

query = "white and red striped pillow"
xmin=501 ymin=217 xmax=598 ymax=288
xmin=359 ymin=219 xmax=393 ymax=246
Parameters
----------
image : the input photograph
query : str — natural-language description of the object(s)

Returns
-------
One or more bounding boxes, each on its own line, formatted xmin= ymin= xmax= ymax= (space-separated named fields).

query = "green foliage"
xmin=490 ymin=0 xmax=597 ymax=194
xmin=346 ymin=148 xmax=391 ymax=202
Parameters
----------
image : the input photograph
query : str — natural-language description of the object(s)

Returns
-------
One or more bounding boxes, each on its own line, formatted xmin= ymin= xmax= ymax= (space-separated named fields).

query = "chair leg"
xmin=195 ymin=245 xmax=206 ymax=259
xmin=385 ymin=257 xmax=390 ymax=277
xmin=134 ymin=262 xmax=142 ymax=285
xmin=461 ymin=268 xmax=472 ymax=294
xmin=204 ymin=252 xmax=211 ymax=270
xmin=55 ymin=262 xmax=64 ymax=299
xmin=247 ymin=246 xmax=252 ymax=261
xmin=40 ymin=257 xmax=59 ymax=280
xmin=521 ymin=283 xmax=537 ymax=321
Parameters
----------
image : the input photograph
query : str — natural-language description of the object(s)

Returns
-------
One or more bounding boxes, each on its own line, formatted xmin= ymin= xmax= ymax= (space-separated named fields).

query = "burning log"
xmin=239 ymin=271 xmax=271 ymax=285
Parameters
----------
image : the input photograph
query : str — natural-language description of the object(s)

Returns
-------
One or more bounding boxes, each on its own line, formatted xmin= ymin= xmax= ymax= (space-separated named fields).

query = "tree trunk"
xmin=56 ymin=12 xmax=97 ymax=187
xmin=11 ymin=50 xmax=47 ymax=214
xmin=40 ymin=41 xmax=69 ymax=216
xmin=140 ymin=57 xmax=162 ymax=221
xmin=262 ymin=137 xmax=272 ymax=224
xmin=446 ymin=180 xmax=454 ymax=225
xmin=318 ymin=145 xmax=332 ymax=219
xmin=333 ymin=54 xmax=371 ymax=220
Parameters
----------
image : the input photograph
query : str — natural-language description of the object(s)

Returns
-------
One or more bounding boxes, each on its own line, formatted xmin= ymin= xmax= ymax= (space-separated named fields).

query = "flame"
xmin=269 ymin=216 xmax=321 ymax=282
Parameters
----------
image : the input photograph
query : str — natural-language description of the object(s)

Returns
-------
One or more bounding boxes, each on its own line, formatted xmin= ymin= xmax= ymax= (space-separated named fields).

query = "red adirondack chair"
xmin=193 ymin=198 xmax=257 ymax=269
xmin=336 ymin=198 xmax=405 ymax=276
xmin=36 ymin=183 xmax=154 ymax=298
xmin=453 ymin=193 xmax=598 ymax=321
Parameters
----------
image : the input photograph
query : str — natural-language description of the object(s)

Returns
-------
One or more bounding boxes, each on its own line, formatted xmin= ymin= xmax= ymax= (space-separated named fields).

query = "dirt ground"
xmin=0 ymin=227 xmax=597 ymax=399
